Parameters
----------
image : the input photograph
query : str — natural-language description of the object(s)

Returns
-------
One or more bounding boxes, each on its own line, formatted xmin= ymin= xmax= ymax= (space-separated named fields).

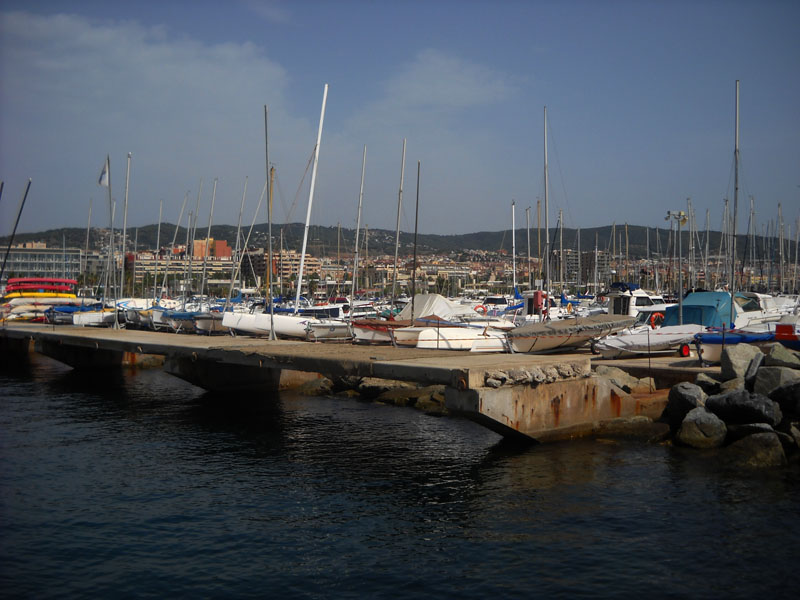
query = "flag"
xmin=98 ymin=157 xmax=109 ymax=187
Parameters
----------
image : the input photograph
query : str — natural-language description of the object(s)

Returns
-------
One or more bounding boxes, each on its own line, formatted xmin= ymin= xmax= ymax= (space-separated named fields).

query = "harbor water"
xmin=1 ymin=353 xmax=798 ymax=599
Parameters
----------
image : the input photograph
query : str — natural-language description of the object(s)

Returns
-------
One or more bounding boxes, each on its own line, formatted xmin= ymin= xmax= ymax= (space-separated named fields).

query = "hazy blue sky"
xmin=1 ymin=0 xmax=798 ymax=238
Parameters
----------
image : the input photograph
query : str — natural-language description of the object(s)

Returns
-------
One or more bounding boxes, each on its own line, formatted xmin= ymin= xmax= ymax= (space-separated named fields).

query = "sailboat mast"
xmin=543 ymin=106 xmax=550 ymax=308
xmin=294 ymin=83 xmax=329 ymax=312
xmin=559 ymin=209 xmax=563 ymax=290
xmin=120 ymin=153 xmax=131 ymax=298
xmin=350 ymin=145 xmax=366 ymax=321
xmin=511 ymin=199 xmax=516 ymax=294
xmin=391 ymin=138 xmax=406 ymax=308
xmin=577 ymin=226 xmax=581 ymax=290
xmin=526 ymin=206 xmax=531 ymax=289
xmin=199 ymin=178 xmax=216 ymax=299
xmin=264 ymin=105 xmax=275 ymax=337
xmin=83 ymin=198 xmax=92 ymax=284
xmin=729 ymin=80 xmax=739 ymax=328
xmin=410 ymin=161 xmax=420 ymax=321
xmin=153 ymin=200 xmax=162 ymax=303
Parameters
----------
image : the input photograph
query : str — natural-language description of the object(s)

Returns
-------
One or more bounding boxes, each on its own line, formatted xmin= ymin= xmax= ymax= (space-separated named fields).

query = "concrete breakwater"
xmin=660 ymin=342 xmax=800 ymax=468
xmin=1 ymin=323 xmax=708 ymax=443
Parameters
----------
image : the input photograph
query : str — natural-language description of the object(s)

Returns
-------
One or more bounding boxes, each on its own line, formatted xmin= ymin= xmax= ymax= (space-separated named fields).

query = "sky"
xmin=1 ymin=0 xmax=798 ymax=239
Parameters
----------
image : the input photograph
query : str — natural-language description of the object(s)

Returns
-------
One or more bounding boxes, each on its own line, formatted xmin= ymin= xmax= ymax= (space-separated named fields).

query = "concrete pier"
xmin=1 ymin=323 xmax=716 ymax=442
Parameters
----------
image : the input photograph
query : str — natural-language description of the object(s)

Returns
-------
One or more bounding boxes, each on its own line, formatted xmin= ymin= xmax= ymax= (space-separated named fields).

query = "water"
xmin=1 ymin=354 xmax=799 ymax=599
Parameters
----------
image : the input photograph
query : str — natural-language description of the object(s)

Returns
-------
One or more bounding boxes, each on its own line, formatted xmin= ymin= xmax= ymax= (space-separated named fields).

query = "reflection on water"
xmin=1 ymin=354 xmax=798 ymax=599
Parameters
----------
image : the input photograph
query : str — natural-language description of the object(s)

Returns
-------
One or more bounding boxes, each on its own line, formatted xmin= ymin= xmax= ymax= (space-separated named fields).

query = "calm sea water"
xmin=1 ymin=353 xmax=798 ymax=599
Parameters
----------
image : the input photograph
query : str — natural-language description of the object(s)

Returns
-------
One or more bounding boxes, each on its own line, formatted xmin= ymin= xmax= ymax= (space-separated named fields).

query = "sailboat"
xmin=223 ymin=85 xmax=328 ymax=339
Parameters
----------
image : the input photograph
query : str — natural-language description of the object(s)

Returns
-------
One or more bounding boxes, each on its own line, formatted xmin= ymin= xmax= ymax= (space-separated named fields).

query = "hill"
xmin=1 ymin=222 xmax=791 ymax=261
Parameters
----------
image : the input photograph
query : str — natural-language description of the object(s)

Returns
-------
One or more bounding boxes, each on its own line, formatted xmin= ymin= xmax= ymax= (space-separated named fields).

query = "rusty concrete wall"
xmin=445 ymin=375 xmax=668 ymax=442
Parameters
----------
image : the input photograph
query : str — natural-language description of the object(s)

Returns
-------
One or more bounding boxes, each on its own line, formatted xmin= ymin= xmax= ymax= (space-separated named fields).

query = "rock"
xmin=695 ymin=372 xmax=722 ymax=395
xmin=744 ymin=352 xmax=764 ymax=391
xmin=415 ymin=394 xmax=447 ymax=416
xmin=630 ymin=376 xmax=656 ymax=394
xmin=593 ymin=417 xmax=671 ymax=442
xmin=753 ymin=366 xmax=800 ymax=396
xmin=357 ymin=377 xmax=415 ymax=399
xmin=705 ymin=388 xmax=782 ymax=426
xmin=768 ymin=380 xmax=800 ymax=417
xmin=661 ymin=382 xmax=707 ymax=432
xmin=556 ymin=364 xmax=575 ymax=379
xmin=486 ymin=370 xmax=508 ymax=385
xmin=726 ymin=422 xmax=774 ymax=443
xmin=507 ymin=369 xmax=534 ymax=384
xmin=676 ymin=407 xmax=727 ymax=449
xmin=720 ymin=377 xmax=745 ymax=392
xmin=596 ymin=365 xmax=640 ymax=394
xmin=721 ymin=344 xmax=763 ymax=381
xmin=764 ymin=344 xmax=800 ymax=370
xmin=296 ymin=376 xmax=334 ymax=396
xmin=528 ymin=367 xmax=546 ymax=384
xmin=485 ymin=377 xmax=503 ymax=388
xmin=721 ymin=432 xmax=787 ymax=468
xmin=790 ymin=425 xmax=800 ymax=450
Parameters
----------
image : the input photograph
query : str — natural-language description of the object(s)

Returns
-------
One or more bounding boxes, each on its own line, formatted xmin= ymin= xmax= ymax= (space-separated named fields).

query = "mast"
xmin=778 ymin=203 xmax=784 ymax=293
xmin=511 ymin=199 xmax=516 ymax=295
xmin=83 ymin=198 xmax=92 ymax=285
xmin=294 ymin=83 xmax=329 ymax=312
xmin=544 ymin=107 xmax=550 ymax=310
xmin=160 ymin=192 xmax=189 ymax=299
xmin=558 ymin=209 xmax=564 ymax=290
xmin=0 ymin=179 xmax=31 ymax=282
xmin=593 ymin=232 xmax=599 ymax=295
xmin=410 ymin=161 xmax=421 ymax=321
xmin=729 ymin=80 xmax=739 ymax=328
xmin=350 ymin=145 xmax=366 ymax=322
xmin=120 ymin=152 xmax=131 ymax=298
xmin=576 ymin=227 xmax=581 ymax=291
xmin=536 ymin=198 xmax=541 ymax=282
xmin=153 ymin=200 xmax=162 ymax=303
xmin=391 ymin=138 xmax=406 ymax=308
xmin=646 ymin=227 xmax=650 ymax=289
xmin=199 ymin=178 xmax=216 ymax=301
xmin=264 ymin=105 xmax=276 ymax=337
xmin=226 ymin=177 xmax=248 ymax=308
xmin=526 ymin=206 xmax=531 ymax=289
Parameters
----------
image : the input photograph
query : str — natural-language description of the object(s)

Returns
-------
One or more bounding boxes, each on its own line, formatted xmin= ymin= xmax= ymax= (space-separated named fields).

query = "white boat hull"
xmin=222 ymin=311 xmax=318 ymax=339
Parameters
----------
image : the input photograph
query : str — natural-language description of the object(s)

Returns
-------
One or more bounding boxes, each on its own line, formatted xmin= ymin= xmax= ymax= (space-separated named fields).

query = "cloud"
xmin=0 ymin=10 xmax=308 ymax=232
xmin=241 ymin=0 xmax=291 ymax=24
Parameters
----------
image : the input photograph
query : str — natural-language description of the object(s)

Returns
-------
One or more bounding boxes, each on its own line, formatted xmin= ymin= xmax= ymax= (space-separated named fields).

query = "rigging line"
xmin=286 ymin=147 xmax=317 ymax=226
xmin=544 ymin=114 xmax=574 ymax=227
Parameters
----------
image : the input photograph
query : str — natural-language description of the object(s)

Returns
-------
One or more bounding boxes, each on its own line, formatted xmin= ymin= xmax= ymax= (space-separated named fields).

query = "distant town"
xmin=2 ymin=220 xmax=798 ymax=298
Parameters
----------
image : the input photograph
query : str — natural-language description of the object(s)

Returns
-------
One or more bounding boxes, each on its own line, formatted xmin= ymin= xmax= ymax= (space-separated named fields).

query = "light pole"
xmin=666 ymin=210 xmax=687 ymax=325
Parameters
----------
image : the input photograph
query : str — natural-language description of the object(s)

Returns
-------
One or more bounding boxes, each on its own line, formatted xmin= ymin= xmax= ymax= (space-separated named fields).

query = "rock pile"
xmin=662 ymin=342 xmax=800 ymax=468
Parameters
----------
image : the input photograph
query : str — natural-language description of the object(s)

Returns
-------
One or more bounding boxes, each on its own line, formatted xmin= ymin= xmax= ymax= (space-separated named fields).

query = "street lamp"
xmin=666 ymin=210 xmax=688 ymax=325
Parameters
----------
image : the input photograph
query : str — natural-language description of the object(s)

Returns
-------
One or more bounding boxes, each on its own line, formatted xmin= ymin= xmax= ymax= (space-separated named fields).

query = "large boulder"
xmin=676 ymin=407 xmax=727 ymax=449
xmin=725 ymin=422 xmax=775 ymax=443
xmin=764 ymin=344 xmax=800 ymax=370
xmin=695 ymin=372 xmax=722 ymax=396
xmin=595 ymin=365 xmax=640 ymax=393
xmin=768 ymin=380 xmax=800 ymax=418
xmin=744 ymin=352 xmax=764 ymax=391
xmin=721 ymin=344 xmax=763 ymax=381
xmin=721 ymin=432 xmax=787 ymax=469
xmin=662 ymin=382 xmax=707 ymax=432
xmin=705 ymin=388 xmax=782 ymax=426
xmin=753 ymin=366 xmax=800 ymax=397
xmin=720 ymin=377 xmax=745 ymax=392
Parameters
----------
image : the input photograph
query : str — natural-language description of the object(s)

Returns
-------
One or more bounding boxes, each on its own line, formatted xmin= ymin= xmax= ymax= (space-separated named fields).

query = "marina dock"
xmin=1 ymin=323 xmax=716 ymax=442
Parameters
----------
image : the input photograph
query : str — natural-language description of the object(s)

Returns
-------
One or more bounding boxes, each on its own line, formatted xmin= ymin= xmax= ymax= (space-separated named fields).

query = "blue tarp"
xmin=662 ymin=291 xmax=734 ymax=328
